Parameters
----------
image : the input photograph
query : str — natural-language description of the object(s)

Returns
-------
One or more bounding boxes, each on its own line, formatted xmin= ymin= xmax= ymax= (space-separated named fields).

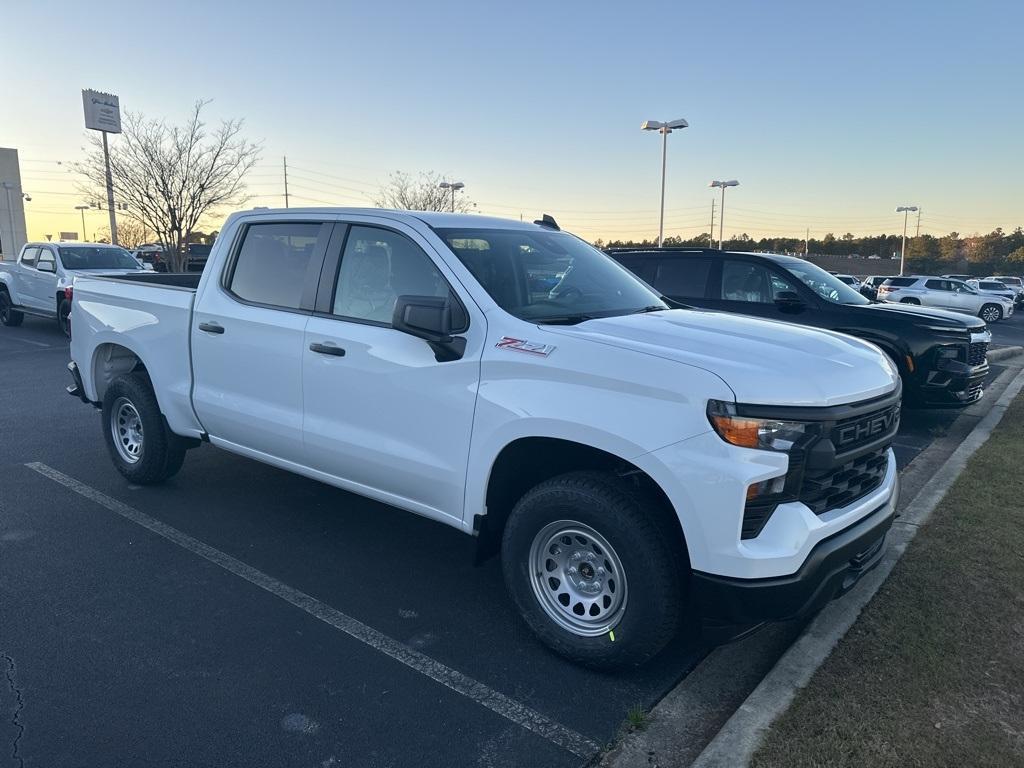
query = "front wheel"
xmin=102 ymin=372 xmax=187 ymax=484
xmin=58 ymin=298 xmax=71 ymax=338
xmin=980 ymin=303 xmax=1003 ymax=323
xmin=501 ymin=471 xmax=686 ymax=669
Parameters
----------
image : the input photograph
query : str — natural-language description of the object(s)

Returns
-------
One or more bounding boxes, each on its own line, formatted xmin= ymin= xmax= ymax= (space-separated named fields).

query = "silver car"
xmin=877 ymin=275 xmax=1014 ymax=322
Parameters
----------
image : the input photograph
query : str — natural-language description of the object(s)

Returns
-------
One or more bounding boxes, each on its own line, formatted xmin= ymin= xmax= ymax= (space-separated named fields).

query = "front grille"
xmin=799 ymin=448 xmax=889 ymax=515
xmin=831 ymin=404 xmax=900 ymax=453
xmin=968 ymin=341 xmax=988 ymax=367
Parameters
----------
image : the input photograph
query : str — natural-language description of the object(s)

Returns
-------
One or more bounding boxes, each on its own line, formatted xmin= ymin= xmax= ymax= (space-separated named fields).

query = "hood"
xmin=542 ymin=309 xmax=899 ymax=407
xmin=854 ymin=301 xmax=987 ymax=330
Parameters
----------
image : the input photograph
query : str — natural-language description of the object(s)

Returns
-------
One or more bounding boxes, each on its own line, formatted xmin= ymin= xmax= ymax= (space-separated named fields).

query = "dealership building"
xmin=0 ymin=147 xmax=28 ymax=260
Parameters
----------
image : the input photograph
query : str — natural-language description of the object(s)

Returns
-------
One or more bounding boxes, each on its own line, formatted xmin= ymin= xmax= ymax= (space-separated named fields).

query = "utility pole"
xmin=283 ymin=156 xmax=290 ymax=209
xmin=915 ymin=208 xmax=921 ymax=237
xmin=708 ymin=198 xmax=716 ymax=249
xmin=805 ymin=227 xmax=809 ymax=256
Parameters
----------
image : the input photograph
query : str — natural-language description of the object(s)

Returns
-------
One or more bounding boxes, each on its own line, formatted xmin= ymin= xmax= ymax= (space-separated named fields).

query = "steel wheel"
xmin=981 ymin=305 xmax=1002 ymax=323
xmin=529 ymin=520 xmax=628 ymax=637
xmin=110 ymin=397 xmax=144 ymax=464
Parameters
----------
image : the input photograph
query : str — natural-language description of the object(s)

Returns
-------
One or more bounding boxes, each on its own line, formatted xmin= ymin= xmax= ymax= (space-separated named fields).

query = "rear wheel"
xmin=0 ymin=290 xmax=24 ymax=327
xmin=501 ymin=471 xmax=686 ymax=669
xmin=900 ymin=297 xmax=921 ymax=305
xmin=102 ymin=372 xmax=187 ymax=484
xmin=980 ymin=303 xmax=1002 ymax=323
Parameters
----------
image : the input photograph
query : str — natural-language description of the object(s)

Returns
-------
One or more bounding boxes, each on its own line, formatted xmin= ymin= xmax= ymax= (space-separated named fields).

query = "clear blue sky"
xmin=3 ymin=0 xmax=1021 ymax=242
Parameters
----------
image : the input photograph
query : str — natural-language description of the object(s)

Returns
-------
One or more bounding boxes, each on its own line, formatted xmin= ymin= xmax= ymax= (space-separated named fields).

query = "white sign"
xmin=82 ymin=89 xmax=122 ymax=133
xmin=59 ymin=231 xmax=77 ymax=241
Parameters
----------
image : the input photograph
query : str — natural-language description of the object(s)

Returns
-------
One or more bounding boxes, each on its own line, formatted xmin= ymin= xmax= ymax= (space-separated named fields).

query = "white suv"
xmin=878 ymin=276 xmax=1013 ymax=323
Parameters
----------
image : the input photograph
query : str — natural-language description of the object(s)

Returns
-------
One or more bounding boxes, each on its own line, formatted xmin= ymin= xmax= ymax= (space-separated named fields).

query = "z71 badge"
xmin=495 ymin=337 xmax=556 ymax=357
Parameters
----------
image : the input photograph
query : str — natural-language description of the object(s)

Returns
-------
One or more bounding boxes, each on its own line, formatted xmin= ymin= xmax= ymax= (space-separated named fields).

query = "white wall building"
xmin=0 ymin=148 xmax=28 ymax=260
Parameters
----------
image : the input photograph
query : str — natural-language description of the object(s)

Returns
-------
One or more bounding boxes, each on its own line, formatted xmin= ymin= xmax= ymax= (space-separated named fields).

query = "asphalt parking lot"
xmin=1 ymin=311 xmax=1020 ymax=768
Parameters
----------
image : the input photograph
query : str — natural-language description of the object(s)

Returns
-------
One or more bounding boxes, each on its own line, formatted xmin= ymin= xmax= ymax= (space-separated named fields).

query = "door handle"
xmin=309 ymin=342 xmax=345 ymax=357
xmin=198 ymin=322 xmax=225 ymax=334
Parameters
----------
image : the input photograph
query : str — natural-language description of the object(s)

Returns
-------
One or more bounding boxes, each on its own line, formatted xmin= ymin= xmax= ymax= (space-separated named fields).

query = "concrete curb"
xmin=987 ymin=345 xmax=1023 ymax=362
xmin=688 ymin=363 xmax=1024 ymax=768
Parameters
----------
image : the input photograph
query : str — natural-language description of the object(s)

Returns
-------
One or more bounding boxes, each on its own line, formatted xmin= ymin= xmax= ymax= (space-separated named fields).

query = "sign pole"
xmin=102 ymin=131 xmax=118 ymax=244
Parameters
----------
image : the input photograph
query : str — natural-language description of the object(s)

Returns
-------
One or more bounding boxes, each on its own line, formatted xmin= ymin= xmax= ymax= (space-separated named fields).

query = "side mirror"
xmin=37 ymin=261 xmax=55 ymax=273
xmin=392 ymin=294 xmax=468 ymax=361
xmin=774 ymin=290 xmax=805 ymax=310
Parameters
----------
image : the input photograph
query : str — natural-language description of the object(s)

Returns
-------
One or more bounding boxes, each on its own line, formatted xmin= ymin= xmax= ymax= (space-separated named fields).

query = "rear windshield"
xmin=883 ymin=277 xmax=917 ymax=287
xmin=58 ymin=246 xmax=141 ymax=270
xmin=980 ymin=281 xmax=1009 ymax=290
xmin=994 ymin=277 xmax=1022 ymax=286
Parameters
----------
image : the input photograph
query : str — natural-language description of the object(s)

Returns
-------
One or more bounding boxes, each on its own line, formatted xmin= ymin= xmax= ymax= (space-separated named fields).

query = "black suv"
xmin=608 ymin=248 xmax=990 ymax=407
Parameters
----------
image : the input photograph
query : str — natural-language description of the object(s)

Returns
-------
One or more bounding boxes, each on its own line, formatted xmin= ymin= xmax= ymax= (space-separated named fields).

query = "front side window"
xmin=228 ymin=222 xmax=325 ymax=309
xmin=333 ymin=226 xmax=449 ymax=325
xmin=436 ymin=228 xmax=665 ymax=323
xmin=720 ymin=261 xmax=795 ymax=303
xmin=58 ymin=246 xmax=141 ymax=271
xmin=36 ymin=249 xmax=56 ymax=271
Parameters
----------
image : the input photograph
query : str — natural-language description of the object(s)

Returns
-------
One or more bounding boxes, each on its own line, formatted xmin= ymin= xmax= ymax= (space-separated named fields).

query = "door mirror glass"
xmin=37 ymin=260 xmax=55 ymax=273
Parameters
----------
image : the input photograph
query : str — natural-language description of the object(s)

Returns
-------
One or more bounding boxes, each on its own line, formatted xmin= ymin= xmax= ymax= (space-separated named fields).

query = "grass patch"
xmin=625 ymin=704 xmax=649 ymax=732
xmin=752 ymin=395 xmax=1024 ymax=768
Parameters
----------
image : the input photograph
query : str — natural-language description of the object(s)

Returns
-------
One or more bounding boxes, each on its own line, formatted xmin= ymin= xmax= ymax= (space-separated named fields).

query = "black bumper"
xmin=917 ymin=360 xmax=987 ymax=408
xmin=690 ymin=496 xmax=897 ymax=626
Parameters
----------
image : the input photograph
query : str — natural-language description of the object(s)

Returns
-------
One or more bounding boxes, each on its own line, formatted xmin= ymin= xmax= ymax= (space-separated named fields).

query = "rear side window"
xmin=654 ymin=258 xmax=712 ymax=298
xmin=884 ymin=277 xmax=916 ymax=287
xmin=925 ymin=279 xmax=950 ymax=291
xmin=228 ymin=222 xmax=327 ymax=309
xmin=20 ymin=247 xmax=38 ymax=268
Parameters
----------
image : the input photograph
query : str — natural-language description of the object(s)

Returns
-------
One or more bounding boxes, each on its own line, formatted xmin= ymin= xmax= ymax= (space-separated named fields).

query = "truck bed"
xmin=86 ymin=272 xmax=203 ymax=290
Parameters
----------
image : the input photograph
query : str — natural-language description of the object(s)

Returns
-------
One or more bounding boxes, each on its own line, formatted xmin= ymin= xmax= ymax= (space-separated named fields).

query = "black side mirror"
xmin=774 ymin=290 xmax=805 ymax=311
xmin=393 ymin=294 xmax=468 ymax=361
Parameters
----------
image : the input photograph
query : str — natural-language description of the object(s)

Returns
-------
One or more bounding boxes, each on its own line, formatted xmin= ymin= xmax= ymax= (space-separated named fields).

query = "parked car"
xmin=943 ymin=274 xmax=972 ymax=282
xmin=859 ymin=275 xmax=890 ymax=300
xmin=607 ymin=249 xmax=991 ymax=407
xmin=0 ymin=242 xmax=144 ymax=337
xmin=878 ymin=276 xmax=1013 ymax=323
xmin=67 ymin=208 xmax=901 ymax=669
xmin=134 ymin=244 xmax=170 ymax=272
xmin=967 ymin=279 xmax=1017 ymax=304
xmin=985 ymin=276 xmax=1024 ymax=307
xmin=833 ymin=273 xmax=861 ymax=290
xmin=184 ymin=242 xmax=212 ymax=272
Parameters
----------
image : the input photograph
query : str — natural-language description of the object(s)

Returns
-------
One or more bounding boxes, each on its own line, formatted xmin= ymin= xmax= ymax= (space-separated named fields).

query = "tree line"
xmin=596 ymin=228 xmax=1024 ymax=276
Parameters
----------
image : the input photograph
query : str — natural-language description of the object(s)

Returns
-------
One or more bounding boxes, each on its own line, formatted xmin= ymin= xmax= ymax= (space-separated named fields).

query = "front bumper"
xmin=690 ymin=472 xmax=898 ymax=625
xmin=916 ymin=331 xmax=991 ymax=407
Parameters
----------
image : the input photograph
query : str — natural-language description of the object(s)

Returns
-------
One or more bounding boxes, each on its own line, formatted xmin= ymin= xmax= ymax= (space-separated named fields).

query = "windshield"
xmin=58 ymin=246 xmax=141 ymax=271
xmin=435 ymin=228 xmax=667 ymax=323
xmin=777 ymin=260 xmax=870 ymax=305
xmin=996 ymin=277 xmax=1022 ymax=287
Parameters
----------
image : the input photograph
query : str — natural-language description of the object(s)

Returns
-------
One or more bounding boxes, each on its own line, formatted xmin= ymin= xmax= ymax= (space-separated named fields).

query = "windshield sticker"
xmin=496 ymin=337 xmax=556 ymax=357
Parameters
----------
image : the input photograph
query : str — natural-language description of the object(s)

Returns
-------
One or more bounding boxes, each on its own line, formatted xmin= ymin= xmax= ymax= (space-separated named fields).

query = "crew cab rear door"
xmin=300 ymin=218 xmax=483 ymax=525
xmin=191 ymin=219 xmax=332 ymax=463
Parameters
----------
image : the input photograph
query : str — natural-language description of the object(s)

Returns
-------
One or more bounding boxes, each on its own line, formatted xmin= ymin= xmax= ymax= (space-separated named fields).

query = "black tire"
xmin=0 ymin=290 xmax=24 ymax=327
xmin=102 ymin=372 xmax=187 ymax=484
xmin=900 ymin=297 xmax=920 ymax=305
xmin=58 ymin=298 xmax=71 ymax=338
xmin=980 ymin=303 xmax=1002 ymax=323
xmin=501 ymin=471 xmax=686 ymax=670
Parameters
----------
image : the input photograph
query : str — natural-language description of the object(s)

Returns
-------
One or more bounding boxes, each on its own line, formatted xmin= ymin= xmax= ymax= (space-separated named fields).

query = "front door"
xmin=191 ymin=220 xmax=331 ymax=463
xmin=301 ymin=221 xmax=483 ymax=524
xmin=700 ymin=258 xmax=808 ymax=322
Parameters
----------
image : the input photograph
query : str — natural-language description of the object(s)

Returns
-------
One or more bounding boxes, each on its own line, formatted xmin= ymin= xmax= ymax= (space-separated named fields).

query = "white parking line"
xmin=25 ymin=461 xmax=599 ymax=760
xmin=3 ymin=336 xmax=51 ymax=347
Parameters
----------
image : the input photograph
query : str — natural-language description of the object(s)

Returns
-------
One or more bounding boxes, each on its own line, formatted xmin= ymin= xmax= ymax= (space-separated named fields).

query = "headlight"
xmin=937 ymin=346 xmax=960 ymax=360
xmin=707 ymin=400 xmax=809 ymax=451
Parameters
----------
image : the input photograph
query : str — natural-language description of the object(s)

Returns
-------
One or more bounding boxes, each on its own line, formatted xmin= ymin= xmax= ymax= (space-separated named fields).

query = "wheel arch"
xmin=474 ymin=436 xmax=687 ymax=567
xmin=90 ymin=341 xmax=150 ymax=404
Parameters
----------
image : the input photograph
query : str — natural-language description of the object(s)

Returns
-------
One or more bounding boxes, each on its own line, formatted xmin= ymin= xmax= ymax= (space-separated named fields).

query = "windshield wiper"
xmin=534 ymin=314 xmax=598 ymax=325
xmin=628 ymin=304 xmax=669 ymax=314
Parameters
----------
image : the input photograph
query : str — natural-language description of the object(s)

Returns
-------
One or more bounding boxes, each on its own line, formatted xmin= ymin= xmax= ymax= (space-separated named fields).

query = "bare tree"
xmin=375 ymin=171 xmax=474 ymax=213
xmin=74 ymin=100 xmax=261 ymax=271
xmin=94 ymin=219 xmax=149 ymax=249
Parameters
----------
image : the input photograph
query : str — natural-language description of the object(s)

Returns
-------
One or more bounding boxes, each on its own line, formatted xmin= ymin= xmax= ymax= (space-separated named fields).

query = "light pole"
xmin=0 ymin=183 xmax=17 ymax=257
xmin=439 ymin=181 xmax=465 ymax=213
xmin=75 ymin=205 xmax=90 ymax=241
xmin=709 ymin=180 xmax=740 ymax=250
xmin=642 ymin=118 xmax=688 ymax=247
xmin=896 ymin=205 xmax=918 ymax=275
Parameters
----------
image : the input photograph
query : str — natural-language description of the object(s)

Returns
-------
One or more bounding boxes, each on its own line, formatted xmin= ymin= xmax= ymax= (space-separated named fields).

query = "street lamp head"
xmin=896 ymin=206 xmax=918 ymax=212
xmin=642 ymin=118 xmax=688 ymax=132
xmin=75 ymin=205 xmax=89 ymax=211
xmin=709 ymin=180 xmax=740 ymax=188
xmin=451 ymin=182 xmax=465 ymax=191
xmin=439 ymin=182 xmax=451 ymax=189
xmin=22 ymin=194 xmax=31 ymax=202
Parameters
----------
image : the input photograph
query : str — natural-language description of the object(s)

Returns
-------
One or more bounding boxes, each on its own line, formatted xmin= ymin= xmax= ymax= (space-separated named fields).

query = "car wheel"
xmin=501 ymin=471 xmax=686 ymax=669
xmin=980 ymin=304 xmax=1002 ymax=323
xmin=0 ymin=290 xmax=25 ymax=327
xmin=58 ymin=298 xmax=72 ymax=338
xmin=102 ymin=372 xmax=188 ymax=484
xmin=900 ymin=297 xmax=921 ymax=305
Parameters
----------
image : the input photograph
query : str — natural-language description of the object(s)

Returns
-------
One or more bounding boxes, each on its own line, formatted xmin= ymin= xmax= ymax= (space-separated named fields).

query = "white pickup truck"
xmin=67 ymin=208 xmax=901 ymax=668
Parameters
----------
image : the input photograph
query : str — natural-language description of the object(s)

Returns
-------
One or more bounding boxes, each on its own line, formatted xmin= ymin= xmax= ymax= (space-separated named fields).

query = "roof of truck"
xmin=244 ymin=207 xmax=548 ymax=231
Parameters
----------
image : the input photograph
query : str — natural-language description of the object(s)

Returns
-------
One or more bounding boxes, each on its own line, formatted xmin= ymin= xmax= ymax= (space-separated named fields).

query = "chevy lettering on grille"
xmin=834 ymin=406 xmax=900 ymax=448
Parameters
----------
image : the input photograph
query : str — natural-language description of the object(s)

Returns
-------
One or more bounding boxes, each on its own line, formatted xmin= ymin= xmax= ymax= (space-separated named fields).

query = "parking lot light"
xmin=709 ymin=180 xmax=740 ymax=250
xmin=896 ymin=206 xmax=919 ymax=275
xmin=642 ymin=118 xmax=688 ymax=247
xmin=439 ymin=181 xmax=465 ymax=213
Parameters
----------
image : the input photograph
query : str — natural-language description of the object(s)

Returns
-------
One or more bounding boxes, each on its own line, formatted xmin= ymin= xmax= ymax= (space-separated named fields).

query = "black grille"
xmin=799 ymin=448 xmax=889 ymax=515
xmin=831 ymin=404 xmax=900 ymax=452
xmin=968 ymin=341 xmax=988 ymax=367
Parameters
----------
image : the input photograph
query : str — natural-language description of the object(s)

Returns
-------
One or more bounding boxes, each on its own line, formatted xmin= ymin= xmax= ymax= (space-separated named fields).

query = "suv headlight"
xmin=707 ymin=400 xmax=810 ymax=452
